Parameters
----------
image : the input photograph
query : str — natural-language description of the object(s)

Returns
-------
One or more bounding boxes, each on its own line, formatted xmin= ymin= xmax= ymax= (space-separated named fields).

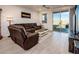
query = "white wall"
xmin=0 ymin=5 xmax=40 ymax=37
xmin=69 ymin=7 xmax=75 ymax=34
xmin=39 ymin=11 xmax=53 ymax=31
xmin=39 ymin=6 xmax=74 ymax=32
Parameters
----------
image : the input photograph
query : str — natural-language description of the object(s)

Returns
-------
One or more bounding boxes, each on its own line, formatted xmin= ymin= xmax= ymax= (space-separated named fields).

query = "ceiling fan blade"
xmin=42 ymin=5 xmax=50 ymax=9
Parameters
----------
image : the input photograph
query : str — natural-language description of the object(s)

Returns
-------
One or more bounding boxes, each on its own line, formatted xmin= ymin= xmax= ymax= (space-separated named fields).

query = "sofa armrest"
xmin=35 ymin=25 xmax=42 ymax=30
xmin=23 ymin=32 xmax=39 ymax=50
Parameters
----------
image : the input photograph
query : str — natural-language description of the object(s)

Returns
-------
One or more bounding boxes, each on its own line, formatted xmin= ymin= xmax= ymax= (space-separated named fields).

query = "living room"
xmin=0 ymin=5 xmax=78 ymax=54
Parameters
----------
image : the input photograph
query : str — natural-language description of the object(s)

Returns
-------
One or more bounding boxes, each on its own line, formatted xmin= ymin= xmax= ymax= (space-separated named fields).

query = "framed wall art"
xmin=21 ymin=12 xmax=31 ymax=18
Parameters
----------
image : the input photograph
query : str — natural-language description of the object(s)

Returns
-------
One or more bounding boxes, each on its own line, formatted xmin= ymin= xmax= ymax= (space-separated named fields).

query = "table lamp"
xmin=7 ymin=17 xmax=13 ymax=25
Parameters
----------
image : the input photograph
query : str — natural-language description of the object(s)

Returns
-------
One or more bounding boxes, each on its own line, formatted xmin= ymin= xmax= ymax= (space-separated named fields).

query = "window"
xmin=42 ymin=14 xmax=47 ymax=23
xmin=53 ymin=11 xmax=69 ymax=33
xmin=76 ymin=5 xmax=79 ymax=33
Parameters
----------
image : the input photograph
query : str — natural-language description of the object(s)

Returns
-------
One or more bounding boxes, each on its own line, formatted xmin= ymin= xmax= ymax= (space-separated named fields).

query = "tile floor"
xmin=0 ymin=32 xmax=70 ymax=54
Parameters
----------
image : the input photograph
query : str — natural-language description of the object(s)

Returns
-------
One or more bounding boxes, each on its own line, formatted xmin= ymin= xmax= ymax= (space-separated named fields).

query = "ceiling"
xmin=18 ymin=5 xmax=74 ymax=12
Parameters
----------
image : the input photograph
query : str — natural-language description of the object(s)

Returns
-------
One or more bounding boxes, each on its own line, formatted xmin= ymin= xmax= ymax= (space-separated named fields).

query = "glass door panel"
xmin=76 ymin=5 xmax=79 ymax=33
xmin=61 ymin=12 xmax=69 ymax=33
xmin=53 ymin=11 xmax=69 ymax=33
xmin=53 ymin=13 xmax=61 ymax=32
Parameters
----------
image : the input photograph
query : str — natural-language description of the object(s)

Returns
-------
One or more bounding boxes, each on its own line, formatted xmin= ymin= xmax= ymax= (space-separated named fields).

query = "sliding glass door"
xmin=61 ymin=12 xmax=69 ymax=33
xmin=53 ymin=11 xmax=69 ymax=33
xmin=53 ymin=12 xmax=61 ymax=32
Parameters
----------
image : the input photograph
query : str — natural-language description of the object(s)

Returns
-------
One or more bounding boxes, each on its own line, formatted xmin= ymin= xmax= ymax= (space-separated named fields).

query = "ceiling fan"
xmin=42 ymin=5 xmax=50 ymax=9
xmin=38 ymin=5 xmax=51 ymax=12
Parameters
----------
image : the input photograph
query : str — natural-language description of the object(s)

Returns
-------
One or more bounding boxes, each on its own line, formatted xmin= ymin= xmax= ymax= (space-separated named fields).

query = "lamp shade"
xmin=7 ymin=17 xmax=13 ymax=25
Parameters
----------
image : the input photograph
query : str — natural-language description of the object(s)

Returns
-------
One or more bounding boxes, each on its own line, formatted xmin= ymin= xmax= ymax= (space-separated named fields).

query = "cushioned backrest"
xmin=14 ymin=23 xmax=37 ymax=29
xmin=13 ymin=25 xmax=28 ymax=35
xmin=32 ymin=23 xmax=37 ymax=27
xmin=22 ymin=23 xmax=37 ymax=29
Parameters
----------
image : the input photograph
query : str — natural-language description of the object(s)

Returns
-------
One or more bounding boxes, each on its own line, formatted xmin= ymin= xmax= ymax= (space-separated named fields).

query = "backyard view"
xmin=53 ymin=11 xmax=69 ymax=33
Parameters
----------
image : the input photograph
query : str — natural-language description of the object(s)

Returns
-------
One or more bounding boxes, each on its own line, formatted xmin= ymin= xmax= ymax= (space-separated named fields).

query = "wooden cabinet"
xmin=69 ymin=34 xmax=79 ymax=53
xmin=69 ymin=37 xmax=74 ymax=53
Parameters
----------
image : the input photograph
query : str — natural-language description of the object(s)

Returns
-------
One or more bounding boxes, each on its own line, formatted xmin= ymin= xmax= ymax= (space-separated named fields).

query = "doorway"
xmin=53 ymin=11 xmax=69 ymax=33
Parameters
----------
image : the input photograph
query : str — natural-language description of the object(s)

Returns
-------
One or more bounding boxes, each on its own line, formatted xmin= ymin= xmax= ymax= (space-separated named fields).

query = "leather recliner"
xmin=8 ymin=23 xmax=40 ymax=50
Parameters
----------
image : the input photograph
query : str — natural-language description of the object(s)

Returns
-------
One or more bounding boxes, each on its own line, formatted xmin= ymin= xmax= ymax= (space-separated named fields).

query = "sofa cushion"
xmin=27 ymin=32 xmax=39 ymax=38
xmin=31 ymin=23 xmax=37 ymax=27
xmin=23 ymin=24 xmax=33 ymax=29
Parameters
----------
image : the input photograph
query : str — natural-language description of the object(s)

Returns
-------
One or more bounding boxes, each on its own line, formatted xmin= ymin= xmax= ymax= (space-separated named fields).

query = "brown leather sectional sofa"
xmin=8 ymin=23 xmax=41 ymax=50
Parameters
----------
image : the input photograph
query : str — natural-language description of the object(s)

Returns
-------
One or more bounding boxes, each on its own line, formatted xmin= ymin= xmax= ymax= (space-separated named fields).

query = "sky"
xmin=76 ymin=5 xmax=79 ymax=21
xmin=53 ymin=11 xmax=69 ymax=25
xmin=76 ymin=5 xmax=79 ymax=30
